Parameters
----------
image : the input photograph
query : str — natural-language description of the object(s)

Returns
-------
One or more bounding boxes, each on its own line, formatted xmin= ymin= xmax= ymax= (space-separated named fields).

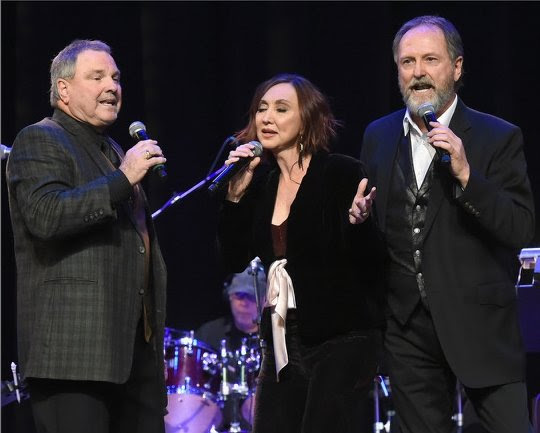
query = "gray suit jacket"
xmin=7 ymin=109 xmax=167 ymax=386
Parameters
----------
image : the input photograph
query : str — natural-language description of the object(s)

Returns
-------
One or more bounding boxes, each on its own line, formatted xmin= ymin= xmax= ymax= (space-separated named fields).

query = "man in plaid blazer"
xmin=6 ymin=39 xmax=168 ymax=433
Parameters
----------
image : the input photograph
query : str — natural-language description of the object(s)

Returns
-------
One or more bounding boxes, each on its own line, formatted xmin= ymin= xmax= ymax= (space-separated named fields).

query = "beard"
xmin=400 ymin=74 xmax=455 ymax=116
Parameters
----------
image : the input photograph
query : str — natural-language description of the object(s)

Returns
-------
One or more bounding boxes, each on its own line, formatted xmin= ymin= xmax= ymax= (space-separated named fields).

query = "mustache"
xmin=408 ymin=78 xmax=435 ymax=91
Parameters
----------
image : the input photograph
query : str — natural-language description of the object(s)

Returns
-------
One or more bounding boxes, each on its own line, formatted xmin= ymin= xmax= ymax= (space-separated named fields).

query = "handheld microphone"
xmin=249 ymin=257 xmax=263 ymax=275
xmin=208 ymin=141 xmax=263 ymax=194
xmin=1 ymin=144 xmax=12 ymax=160
xmin=128 ymin=121 xmax=167 ymax=178
xmin=417 ymin=103 xmax=451 ymax=164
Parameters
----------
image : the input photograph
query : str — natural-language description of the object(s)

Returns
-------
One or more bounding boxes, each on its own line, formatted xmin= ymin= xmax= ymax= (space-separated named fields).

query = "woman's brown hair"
xmin=235 ymin=74 xmax=339 ymax=160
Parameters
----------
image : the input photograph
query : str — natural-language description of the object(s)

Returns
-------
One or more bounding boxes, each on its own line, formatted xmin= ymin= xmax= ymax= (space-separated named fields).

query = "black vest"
xmin=385 ymin=133 xmax=434 ymax=325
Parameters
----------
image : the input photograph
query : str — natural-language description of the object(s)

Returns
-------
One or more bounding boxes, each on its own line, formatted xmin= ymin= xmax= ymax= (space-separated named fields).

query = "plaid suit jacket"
xmin=7 ymin=109 xmax=167 ymax=386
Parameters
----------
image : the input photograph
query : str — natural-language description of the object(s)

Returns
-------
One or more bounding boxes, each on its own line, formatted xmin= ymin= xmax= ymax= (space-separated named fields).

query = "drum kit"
xmin=163 ymin=328 xmax=261 ymax=433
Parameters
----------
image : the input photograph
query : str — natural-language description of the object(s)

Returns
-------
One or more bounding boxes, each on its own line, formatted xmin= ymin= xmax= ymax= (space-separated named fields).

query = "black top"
xmin=218 ymin=151 xmax=385 ymax=346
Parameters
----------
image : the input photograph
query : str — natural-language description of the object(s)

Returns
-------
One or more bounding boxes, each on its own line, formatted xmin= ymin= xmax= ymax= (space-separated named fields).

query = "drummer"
xmin=196 ymin=263 xmax=266 ymax=353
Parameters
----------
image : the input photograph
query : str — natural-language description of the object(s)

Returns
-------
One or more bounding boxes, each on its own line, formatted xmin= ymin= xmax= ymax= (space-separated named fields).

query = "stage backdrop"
xmin=2 ymin=2 xmax=540 ymax=384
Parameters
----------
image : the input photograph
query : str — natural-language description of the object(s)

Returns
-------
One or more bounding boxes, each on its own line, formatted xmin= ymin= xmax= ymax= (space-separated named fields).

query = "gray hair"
xmin=392 ymin=16 xmax=465 ymax=91
xmin=49 ymin=39 xmax=112 ymax=107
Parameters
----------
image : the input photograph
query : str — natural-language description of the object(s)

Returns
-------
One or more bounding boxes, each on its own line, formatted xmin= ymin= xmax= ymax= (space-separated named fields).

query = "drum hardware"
xmin=218 ymin=339 xmax=233 ymax=398
xmin=373 ymin=376 xmax=467 ymax=433
xmin=186 ymin=330 xmax=195 ymax=355
xmin=373 ymin=375 xmax=393 ymax=433
xmin=202 ymin=352 xmax=219 ymax=376
xmin=452 ymin=381 xmax=464 ymax=432
xmin=214 ymin=338 xmax=261 ymax=433
xmin=1 ymin=362 xmax=29 ymax=407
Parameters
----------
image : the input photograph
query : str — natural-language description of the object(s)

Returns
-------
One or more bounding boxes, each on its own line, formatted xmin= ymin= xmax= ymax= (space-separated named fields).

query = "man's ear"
xmin=453 ymin=56 xmax=464 ymax=82
xmin=57 ymin=79 xmax=69 ymax=104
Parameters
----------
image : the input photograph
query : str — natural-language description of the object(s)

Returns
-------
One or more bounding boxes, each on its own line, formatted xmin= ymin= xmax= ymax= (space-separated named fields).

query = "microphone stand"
xmin=250 ymin=257 xmax=264 ymax=329
xmin=151 ymin=165 xmax=225 ymax=219
xmin=151 ymin=135 xmax=235 ymax=220
xmin=249 ymin=257 xmax=266 ymax=355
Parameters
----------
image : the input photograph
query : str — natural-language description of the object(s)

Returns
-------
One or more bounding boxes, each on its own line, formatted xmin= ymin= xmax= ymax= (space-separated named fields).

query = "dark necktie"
xmin=101 ymin=137 xmax=120 ymax=167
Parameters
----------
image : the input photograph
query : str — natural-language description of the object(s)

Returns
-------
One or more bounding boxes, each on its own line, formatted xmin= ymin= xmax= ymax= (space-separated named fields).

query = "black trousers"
xmin=385 ymin=303 xmax=532 ymax=433
xmin=27 ymin=321 xmax=165 ymax=433
xmin=252 ymin=310 xmax=382 ymax=433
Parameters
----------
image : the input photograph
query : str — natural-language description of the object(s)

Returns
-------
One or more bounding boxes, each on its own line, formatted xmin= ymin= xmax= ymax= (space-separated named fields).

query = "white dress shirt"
xmin=403 ymin=95 xmax=458 ymax=188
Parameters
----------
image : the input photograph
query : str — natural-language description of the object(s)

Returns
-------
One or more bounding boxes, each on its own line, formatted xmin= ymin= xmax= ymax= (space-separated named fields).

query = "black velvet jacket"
xmin=218 ymin=151 xmax=385 ymax=346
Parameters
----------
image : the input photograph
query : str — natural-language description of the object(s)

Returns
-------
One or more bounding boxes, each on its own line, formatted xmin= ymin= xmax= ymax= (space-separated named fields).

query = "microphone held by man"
xmin=417 ymin=103 xmax=451 ymax=164
xmin=128 ymin=121 xmax=167 ymax=178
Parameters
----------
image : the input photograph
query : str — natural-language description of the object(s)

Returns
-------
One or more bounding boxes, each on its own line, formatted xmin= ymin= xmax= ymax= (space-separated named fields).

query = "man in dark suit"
xmin=350 ymin=16 xmax=535 ymax=433
xmin=6 ymin=39 xmax=168 ymax=433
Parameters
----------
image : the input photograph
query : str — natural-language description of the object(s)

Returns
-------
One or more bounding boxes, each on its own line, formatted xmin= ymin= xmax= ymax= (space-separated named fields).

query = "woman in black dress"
xmin=217 ymin=73 xmax=385 ymax=433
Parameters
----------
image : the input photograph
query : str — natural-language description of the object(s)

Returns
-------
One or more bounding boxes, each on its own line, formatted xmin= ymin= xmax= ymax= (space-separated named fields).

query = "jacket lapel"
xmin=51 ymin=110 xmax=147 ymax=238
xmin=52 ymin=110 xmax=113 ymax=177
xmin=376 ymin=115 xmax=403 ymax=233
xmin=423 ymin=98 xmax=472 ymax=237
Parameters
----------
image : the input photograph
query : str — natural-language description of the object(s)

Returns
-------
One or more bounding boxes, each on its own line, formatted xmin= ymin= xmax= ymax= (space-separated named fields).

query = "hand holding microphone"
xmin=417 ymin=103 xmax=451 ymax=164
xmin=129 ymin=121 xmax=167 ymax=177
xmin=417 ymin=103 xmax=470 ymax=187
xmin=119 ymin=121 xmax=166 ymax=185
xmin=208 ymin=141 xmax=263 ymax=200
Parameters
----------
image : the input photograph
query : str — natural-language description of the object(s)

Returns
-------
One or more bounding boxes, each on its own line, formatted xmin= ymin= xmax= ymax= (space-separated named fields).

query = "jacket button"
xmin=139 ymin=289 xmax=145 ymax=295
xmin=139 ymin=246 xmax=146 ymax=254
xmin=413 ymin=227 xmax=420 ymax=234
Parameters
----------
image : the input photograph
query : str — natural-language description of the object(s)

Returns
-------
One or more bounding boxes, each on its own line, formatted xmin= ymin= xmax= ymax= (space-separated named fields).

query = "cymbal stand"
xmin=220 ymin=339 xmax=230 ymax=399
xmin=226 ymin=338 xmax=251 ymax=433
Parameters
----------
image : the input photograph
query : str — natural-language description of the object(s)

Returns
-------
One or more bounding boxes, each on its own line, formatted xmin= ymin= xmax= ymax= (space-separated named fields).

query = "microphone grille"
xmin=251 ymin=140 xmax=263 ymax=157
xmin=417 ymin=103 xmax=435 ymax=118
xmin=128 ymin=121 xmax=146 ymax=139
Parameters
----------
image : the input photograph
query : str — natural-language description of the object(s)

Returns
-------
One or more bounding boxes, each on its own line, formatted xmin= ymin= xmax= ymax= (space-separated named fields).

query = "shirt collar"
xmin=402 ymin=94 xmax=458 ymax=136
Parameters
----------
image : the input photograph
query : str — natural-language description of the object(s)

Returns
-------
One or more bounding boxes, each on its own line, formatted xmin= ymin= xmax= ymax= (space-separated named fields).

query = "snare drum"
xmin=163 ymin=328 xmax=222 ymax=433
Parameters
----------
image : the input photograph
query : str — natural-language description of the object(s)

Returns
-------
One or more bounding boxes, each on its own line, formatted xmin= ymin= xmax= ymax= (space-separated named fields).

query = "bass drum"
xmin=163 ymin=328 xmax=222 ymax=433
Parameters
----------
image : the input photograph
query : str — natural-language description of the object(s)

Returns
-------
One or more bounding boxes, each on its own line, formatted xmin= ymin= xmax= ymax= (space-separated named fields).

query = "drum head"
xmin=165 ymin=393 xmax=222 ymax=433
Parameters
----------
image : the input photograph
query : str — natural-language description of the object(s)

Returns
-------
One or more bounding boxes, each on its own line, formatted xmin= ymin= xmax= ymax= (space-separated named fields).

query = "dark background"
xmin=2 ymin=0 xmax=539 ymax=421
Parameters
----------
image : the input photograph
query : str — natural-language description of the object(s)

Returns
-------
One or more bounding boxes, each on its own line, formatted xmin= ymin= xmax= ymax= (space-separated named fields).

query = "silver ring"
xmin=361 ymin=212 xmax=369 ymax=218
xmin=145 ymin=150 xmax=151 ymax=160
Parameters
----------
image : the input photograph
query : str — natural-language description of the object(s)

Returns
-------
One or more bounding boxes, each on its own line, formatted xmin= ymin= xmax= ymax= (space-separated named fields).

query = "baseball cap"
xmin=226 ymin=260 xmax=267 ymax=296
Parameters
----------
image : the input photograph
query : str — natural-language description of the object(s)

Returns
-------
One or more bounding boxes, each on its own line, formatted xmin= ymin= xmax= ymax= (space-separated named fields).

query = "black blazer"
xmin=7 ymin=110 xmax=167 ymax=388
xmin=360 ymin=99 xmax=535 ymax=388
xmin=218 ymin=151 xmax=385 ymax=346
